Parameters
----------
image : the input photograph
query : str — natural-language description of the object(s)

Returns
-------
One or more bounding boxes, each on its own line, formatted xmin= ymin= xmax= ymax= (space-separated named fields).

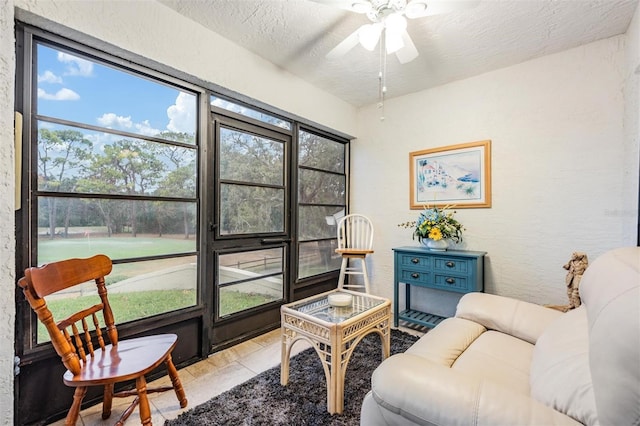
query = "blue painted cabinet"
xmin=393 ymin=247 xmax=486 ymax=328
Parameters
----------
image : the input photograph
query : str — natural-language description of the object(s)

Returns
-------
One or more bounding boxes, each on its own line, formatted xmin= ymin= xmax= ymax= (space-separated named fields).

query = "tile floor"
xmin=49 ymin=326 xmax=424 ymax=425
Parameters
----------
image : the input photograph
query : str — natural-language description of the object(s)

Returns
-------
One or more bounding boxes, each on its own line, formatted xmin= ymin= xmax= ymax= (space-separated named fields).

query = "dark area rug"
xmin=166 ymin=329 xmax=420 ymax=426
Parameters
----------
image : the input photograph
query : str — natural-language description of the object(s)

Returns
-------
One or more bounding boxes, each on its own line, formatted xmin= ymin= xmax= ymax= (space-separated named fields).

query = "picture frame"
xmin=409 ymin=140 xmax=491 ymax=209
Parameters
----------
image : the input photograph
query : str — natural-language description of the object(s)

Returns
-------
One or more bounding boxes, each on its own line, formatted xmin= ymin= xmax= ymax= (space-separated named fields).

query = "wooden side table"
xmin=393 ymin=247 xmax=486 ymax=328
xmin=280 ymin=289 xmax=391 ymax=414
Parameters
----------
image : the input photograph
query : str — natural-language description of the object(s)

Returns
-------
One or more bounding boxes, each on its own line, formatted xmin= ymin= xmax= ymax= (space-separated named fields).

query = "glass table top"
xmin=285 ymin=291 xmax=385 ymax=324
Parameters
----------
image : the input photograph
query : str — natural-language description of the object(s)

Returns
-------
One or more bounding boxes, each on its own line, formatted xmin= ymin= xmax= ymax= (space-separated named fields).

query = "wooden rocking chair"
xmin=17 ymin=254 xmax=188 ymax=425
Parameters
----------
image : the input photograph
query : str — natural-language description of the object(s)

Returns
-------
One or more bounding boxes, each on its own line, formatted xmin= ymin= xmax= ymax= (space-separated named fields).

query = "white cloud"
xmin=57 ymin=52 xmax=94 ymax=77
xmin=38 ymin=70 xmax=63 ymax=84
xmin=211 ymin=96 xmax=248 ymax=115
xmin=167 ymin=92 xmax=196 ymax=133
xmin=96 ymin=113 xmax=161 ymax=137
xmin=83 ymin=132 xmax=116 ymax=152
xmin=37 ymin=88 xmax=80 ymax=101
xmin=135 ymin=119 xmax=161 ymax=136
xmin=97 ymin=113 xmax=133 ymax=129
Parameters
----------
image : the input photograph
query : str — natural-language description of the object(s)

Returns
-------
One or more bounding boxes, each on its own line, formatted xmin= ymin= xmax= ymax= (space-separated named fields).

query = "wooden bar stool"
xmin=335 ymin=214 xmax=374 ymax=293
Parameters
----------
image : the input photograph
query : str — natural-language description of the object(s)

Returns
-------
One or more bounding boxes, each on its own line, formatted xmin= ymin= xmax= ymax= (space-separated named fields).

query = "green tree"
xmin=155 ymin=133 xmax=197 ymax=238
xmin=298 ymin=131 xmax=346 ymax=240
xmin=219 ymin=129 xmax=284 ymax=234
xmin=37 ymin=128 xmax=92 ymax=238
xmin=79 ymin=139 xmax=164 ymax=236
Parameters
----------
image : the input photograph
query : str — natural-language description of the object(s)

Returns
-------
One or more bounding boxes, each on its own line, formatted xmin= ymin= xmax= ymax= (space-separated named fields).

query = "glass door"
xmin=211 ymin=115 xmax=291 ymax=343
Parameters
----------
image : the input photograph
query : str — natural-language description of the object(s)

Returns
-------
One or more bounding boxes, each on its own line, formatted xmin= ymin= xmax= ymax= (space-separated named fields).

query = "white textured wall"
xmin=0 ymin=1 xmax=15 ymax=424
xmin=353 ymin=36 xmax=636 ymax=315
xmin=13 ymin=0 xmax=358 ymax=137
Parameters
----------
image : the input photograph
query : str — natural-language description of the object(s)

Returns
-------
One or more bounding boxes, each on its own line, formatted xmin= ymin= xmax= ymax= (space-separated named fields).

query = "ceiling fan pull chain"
xmin=378 ymin=29 xmax=387 ymax=121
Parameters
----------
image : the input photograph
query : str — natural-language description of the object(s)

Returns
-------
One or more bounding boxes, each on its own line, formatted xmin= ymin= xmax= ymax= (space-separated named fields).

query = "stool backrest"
xmin=337 ymin=214 xmax=374 ymax=251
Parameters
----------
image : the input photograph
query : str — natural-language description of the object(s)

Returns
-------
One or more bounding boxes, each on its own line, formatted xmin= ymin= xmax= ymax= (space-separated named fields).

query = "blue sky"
xmin=36 ymin=44 xmax=196 ymax=139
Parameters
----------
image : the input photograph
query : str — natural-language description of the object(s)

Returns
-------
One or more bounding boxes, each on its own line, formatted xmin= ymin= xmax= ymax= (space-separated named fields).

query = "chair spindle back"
xmin=18 ymin=255 xmax=116 ymax=375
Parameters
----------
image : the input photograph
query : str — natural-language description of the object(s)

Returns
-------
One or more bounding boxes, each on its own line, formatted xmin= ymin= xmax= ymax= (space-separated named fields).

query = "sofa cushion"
xmin=405 ymin=317 xmax=485 ymax=366
xmin=580 ymin=247 xmax=640 ymax=426
xmin=453 ymin=330 xmax=534 ymax=395
xmin=530 ymin=306 xmax=598 ymax=425
xmin=369 ymin=354 xmax=582 ymax=426
xmin=456 ymin=292 xmax=563 ymax=344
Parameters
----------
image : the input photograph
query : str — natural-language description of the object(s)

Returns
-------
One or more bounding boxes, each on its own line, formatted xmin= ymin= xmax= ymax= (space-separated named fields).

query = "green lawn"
xmin=219 ymin=288 xmax=276 ymax=317
xmin=38 ymin=236 xmax=195 ymax=264
xmin=35 ymin=235 xmax=280 ymax=343
xmin=38 ymin=289 xmax=276 ymax=343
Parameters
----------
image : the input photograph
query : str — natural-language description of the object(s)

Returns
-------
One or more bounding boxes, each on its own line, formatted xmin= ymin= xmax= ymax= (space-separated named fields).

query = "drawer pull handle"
xmin=411 ymin=258 xmax=420 ymax=264
xmin=446 ymin=278 xmax=456 ymax=284
xmin=411 ymin=273 xmax=420 ymax=279
xmin=446 ymin=261 xmax=455 ymax=268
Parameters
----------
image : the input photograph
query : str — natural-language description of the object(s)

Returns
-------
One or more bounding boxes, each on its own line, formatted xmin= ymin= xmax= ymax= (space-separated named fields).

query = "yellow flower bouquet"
xmin=398 ymin=205 xmax=464 ymax=243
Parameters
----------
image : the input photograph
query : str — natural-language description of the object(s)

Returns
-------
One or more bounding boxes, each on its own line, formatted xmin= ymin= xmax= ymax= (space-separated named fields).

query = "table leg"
xmin=327 ymin=330 xmax=340 ymax=414
xmin=280 ymin=326 xmax=290 ymax=386
xmin=394 ymin=276 xmax=399 ymax=327
xmin=382 ymin=326 xmax=390 ymax=359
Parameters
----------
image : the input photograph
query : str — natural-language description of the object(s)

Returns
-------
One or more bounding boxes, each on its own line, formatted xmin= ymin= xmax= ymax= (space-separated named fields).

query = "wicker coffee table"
xmin=280 ymin=289 xmax=391 ymax=414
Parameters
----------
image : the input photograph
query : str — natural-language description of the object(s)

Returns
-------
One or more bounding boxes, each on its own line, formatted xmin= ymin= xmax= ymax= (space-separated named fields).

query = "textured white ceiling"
xmin=159 ymin=0 xmax=639 ymax=107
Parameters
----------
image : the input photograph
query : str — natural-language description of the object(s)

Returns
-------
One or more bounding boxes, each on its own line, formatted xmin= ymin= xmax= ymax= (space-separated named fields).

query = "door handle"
xmin=261 ymin=238 xmax=291 ymax=244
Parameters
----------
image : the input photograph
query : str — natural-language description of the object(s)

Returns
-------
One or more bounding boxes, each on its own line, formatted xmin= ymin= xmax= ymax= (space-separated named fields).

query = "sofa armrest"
xmin=455 ymin=292 xmax=563 ymax=344
xmin=370 ymin=354 xmax=581 ymax=426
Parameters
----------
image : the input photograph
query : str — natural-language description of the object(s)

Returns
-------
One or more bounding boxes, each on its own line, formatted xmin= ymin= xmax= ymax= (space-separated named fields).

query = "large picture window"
xmin=31 ymin=41 xmax=199 ymax=342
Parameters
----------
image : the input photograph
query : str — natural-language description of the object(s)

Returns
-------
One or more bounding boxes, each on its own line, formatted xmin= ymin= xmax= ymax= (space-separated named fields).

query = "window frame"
xmin=294 ymin=126 xmax=350 ymax=284
xmin=16 ymin=27 xmax=207 ymax=357
xmin=14 ymin=21 xmax=353 ymax=362
xmin=215 ymin=119 xmax=291 ymax=239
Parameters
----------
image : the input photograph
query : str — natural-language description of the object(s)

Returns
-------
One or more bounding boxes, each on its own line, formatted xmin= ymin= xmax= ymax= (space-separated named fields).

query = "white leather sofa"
xmin=361 ymin=246 xmax=640 ymax=425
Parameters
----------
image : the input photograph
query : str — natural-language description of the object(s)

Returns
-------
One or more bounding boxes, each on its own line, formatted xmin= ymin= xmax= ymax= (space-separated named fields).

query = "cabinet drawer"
xmin=399 ymin=269 xmax=431 ymax=286
xmin=433 ymin=274 xmax=470 ymax=292
xmin=398 ymin=254 xmax=430 ymax=271
xmin=433 ymin=257 xmax=471 ymax=274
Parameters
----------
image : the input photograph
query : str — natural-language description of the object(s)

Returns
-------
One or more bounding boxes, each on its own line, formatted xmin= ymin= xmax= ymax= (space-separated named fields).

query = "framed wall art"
xmin=409 ymin=140 xmax=491 ymax=209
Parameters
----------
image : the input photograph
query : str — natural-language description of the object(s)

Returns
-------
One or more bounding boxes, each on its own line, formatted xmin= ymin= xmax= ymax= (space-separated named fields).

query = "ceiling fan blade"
xmin=326 ymin=27 xmax=362 ymax=59
xmin=395 ymin=30 xmax=419 ymax=64
xmin=308 ymin=0 xmax=373 ymax=13
xmin=404 ymin=0 xmax=429 ymax=18
xmin=405 ymin=0 xmax=479 ymax=18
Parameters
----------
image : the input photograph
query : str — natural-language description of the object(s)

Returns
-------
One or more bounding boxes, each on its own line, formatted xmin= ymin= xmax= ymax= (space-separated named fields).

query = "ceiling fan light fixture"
xmin=384 ymin=12 xmax=407 ymax=32
xmin=405 ymin=0 xmax=429 ymax=18
xmin=384 ymin=13 xmax=407 ymax=53
xmin=359 ymin=23 xmax=382 ymax=51
xmin=385 ymin=31 xmax=404 ymax=54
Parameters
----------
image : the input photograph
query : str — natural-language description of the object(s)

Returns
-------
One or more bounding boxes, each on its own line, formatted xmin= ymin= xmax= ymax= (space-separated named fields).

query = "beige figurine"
xmin=563 ymin=251 xmax=589 ymax=309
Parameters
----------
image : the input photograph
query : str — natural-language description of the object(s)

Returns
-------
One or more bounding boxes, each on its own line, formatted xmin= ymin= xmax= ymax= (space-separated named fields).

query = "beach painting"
xmin=409 ymin=140 xmax=491 ymax=209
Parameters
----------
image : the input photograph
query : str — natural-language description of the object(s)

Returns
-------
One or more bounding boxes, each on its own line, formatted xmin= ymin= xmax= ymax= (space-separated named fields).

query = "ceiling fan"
xmin=321 ymin=0 xmax=477 ymax=64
